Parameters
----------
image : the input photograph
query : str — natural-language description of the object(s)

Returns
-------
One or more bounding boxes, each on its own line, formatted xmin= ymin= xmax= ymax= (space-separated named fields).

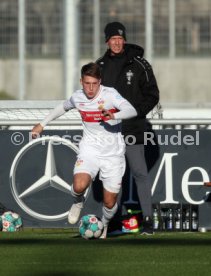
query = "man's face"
xmin=80 ymin=75 xmax=101 ymax=99
xmin=107 ymin=35 xmax=125 ymax=55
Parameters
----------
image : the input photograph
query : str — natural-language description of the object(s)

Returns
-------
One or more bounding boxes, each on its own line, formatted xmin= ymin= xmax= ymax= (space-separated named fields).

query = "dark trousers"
xmin=125 ymin=144 xmax=152 ymax=217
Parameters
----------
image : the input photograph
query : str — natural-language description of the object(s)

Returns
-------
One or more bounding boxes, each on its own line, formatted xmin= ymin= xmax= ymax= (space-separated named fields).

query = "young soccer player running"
xmin=31 ymin=62 xmax=137 ymax=238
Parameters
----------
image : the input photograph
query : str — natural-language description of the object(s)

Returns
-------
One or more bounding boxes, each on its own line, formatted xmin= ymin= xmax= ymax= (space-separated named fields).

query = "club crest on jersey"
xmin=98 ymin=99 xmax=104 ymax=105
xmin=98 ymin=104 xmax=104 ymax=110
xmin=98 ymin=99 xmax=105 ymax=110
xmin=126 ymin=70 xmax=134 ymax=85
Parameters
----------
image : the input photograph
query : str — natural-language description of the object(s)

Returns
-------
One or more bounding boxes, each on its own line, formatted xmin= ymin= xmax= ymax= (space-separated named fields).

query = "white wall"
xmin=0 ymin=58 xmax=211 ymax=103
xmin=153 ymin=58 xmax=211 ymax=104
xmin=0 ymin=59 xmax=63 ymax=100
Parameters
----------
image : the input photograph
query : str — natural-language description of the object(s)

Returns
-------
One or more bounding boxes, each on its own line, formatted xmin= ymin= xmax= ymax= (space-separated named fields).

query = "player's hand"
xmin=31 ymin=123 xmax=43 ymax=139
xmin=101 ymin=109 xmax=115 ymax=120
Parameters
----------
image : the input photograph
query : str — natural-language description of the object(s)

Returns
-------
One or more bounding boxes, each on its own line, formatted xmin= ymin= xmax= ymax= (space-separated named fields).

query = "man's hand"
xmin=102 ymin=109 xmax=115 ymax=120
xmin=31 ymin=123 xmax=43 ymax=139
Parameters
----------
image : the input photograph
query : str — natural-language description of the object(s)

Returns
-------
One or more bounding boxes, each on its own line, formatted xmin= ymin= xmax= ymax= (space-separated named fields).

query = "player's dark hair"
xmin=81 ymin=62 xmax=101 ymax=79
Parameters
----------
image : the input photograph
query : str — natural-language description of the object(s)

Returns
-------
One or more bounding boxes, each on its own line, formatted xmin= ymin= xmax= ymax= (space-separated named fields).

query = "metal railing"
xmin=1 ymin=101 xmax=211 ymax=129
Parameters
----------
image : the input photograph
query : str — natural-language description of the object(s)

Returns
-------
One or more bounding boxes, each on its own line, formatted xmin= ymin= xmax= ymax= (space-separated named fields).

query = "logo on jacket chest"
xmin=126 ymin=70 xmax=134 ymax=85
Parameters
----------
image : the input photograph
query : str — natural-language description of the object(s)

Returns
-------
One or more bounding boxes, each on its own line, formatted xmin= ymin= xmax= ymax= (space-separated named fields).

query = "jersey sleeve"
xmin=109 ymin=89 xmax=127 ymax=109
xmin=63 ymin=97 xmax=75 ymax=111
xmin=40 ymin=102 xmax=66 ymax=127
xmin=110 ymin=89 xmax=137 ymax=120
xmin=40 ymin=97 xmax=76 ymax=127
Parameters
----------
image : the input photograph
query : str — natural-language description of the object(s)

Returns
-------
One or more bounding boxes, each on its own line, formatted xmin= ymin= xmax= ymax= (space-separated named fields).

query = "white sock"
xmin=101 ymin=203 xmax=118 ymax=226
xmin=71 ymin=186 xmax=85 ymax=205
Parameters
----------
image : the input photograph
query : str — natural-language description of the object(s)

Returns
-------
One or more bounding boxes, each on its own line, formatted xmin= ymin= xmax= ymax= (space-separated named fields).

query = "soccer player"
xmin=31 ymin=62 xmax=137 ymax=238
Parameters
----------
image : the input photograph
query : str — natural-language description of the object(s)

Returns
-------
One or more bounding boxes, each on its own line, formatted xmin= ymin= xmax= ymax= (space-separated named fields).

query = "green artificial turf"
xmin=0 ymin=229 xmax=211 ymax=276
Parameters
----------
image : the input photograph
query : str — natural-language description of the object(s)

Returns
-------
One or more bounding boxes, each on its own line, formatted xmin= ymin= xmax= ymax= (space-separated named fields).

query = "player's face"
xmin=107 ymin=35 xmax=125 ymax=55
xmin=81 ymin=75 xmax=101 ymax=99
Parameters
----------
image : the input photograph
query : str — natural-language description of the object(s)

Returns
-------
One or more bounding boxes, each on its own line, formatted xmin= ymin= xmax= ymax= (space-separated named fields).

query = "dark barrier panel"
xmin=1 ymin=129 xmax=211 ymax=228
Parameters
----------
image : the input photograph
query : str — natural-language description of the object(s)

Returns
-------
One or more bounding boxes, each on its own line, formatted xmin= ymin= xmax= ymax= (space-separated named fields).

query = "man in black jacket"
xmin=96 ymin=22 xmax=159 ymax=235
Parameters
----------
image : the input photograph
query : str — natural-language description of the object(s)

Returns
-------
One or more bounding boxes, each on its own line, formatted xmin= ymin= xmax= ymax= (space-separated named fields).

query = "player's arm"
xmin=104 ymin=90 xmax=137 ymax=120
xmin=31 ymin=102 xmax=67 ymax=139
xmin=113 ymin=101 xmax=137 ymax=120
xmin=101 ymin=109 xmax=115 ymax=120
xmin=31 ymin=123 xmax=44 ymax=139
xmin=102 ymin=102 xmax=137 ymax=120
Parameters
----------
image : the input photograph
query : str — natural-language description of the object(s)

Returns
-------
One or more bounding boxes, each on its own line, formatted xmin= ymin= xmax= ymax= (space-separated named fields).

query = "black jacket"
xmin=96 ymin=43 xmax=159 ymax=144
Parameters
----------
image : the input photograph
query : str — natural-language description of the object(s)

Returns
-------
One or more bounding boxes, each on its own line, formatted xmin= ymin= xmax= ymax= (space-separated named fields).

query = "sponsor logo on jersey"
xmin=79 ymin=108 xmax=117 ymax=122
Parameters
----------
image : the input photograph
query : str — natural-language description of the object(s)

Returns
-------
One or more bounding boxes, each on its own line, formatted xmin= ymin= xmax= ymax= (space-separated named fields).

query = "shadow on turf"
xmin=1 ymin=236 xmax=211 ymax=247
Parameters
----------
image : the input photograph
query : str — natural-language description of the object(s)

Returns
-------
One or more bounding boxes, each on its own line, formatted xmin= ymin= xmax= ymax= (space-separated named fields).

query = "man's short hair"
xmin=81 ymin=62 xmax=101 ymax=79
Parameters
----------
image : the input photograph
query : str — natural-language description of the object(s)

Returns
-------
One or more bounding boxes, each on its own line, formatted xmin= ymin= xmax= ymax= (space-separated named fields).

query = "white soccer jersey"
xmin=63 ymin=85 xmax=134 ymax=157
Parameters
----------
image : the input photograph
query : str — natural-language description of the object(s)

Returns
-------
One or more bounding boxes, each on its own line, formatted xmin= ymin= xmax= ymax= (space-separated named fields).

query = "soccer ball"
xmin=79 ymin=214 xmax=104 ymax=239
xmin=1 ymin=211 xmax=22 ymax=232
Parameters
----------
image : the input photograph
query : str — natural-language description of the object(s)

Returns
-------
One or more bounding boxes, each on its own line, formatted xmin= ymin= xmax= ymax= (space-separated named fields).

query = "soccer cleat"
xmin=99 ymin=225 xmax=108 ymax=239
xmin=140 ymin=216 xmax=154 ymax=235
xmin=68 ymin=202 xmax=84 ymax=224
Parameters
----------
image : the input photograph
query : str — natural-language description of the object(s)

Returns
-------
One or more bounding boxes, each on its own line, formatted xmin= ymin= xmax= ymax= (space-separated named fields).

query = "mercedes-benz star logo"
xmin=10 ymin=136 xmax=88 ymax=221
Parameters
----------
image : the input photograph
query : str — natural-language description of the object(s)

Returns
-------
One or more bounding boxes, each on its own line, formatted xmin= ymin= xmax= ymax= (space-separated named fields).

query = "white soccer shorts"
xmin=73 ymin=153 xmax=126 ymax=194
